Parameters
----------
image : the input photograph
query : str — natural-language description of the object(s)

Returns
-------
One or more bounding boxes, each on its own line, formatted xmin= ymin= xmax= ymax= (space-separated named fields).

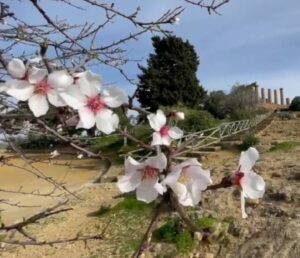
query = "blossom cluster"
xmin=1 ymin=58 xmax=266 ymax=218
xmin=118 ymin=109 xmax=266 ymax=218
xmin=1 ymin=58 xmax=127 ymax=134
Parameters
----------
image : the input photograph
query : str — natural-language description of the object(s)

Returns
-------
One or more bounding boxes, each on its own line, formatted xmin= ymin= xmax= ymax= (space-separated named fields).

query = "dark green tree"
xmin=204 ymin=90 xmax=229 ymax=119
xmin=136 ymin=36 xmax=206 ymax=111
xmin=289 ymin=96 xmax=300 ymax=111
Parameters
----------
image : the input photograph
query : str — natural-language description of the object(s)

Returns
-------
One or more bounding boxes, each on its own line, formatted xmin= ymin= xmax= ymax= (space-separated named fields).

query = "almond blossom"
xmin=233 ymin=147 xmax=265 ymax=218
xmin=60 ymin=71 xmax=127 ymax=134
xmin=163 ymin=158 xmax=212 ymax=206
xmin=147 ymin=109 xmax=183 ymax=146
xmin=117 ymin=153 xmax=167 ymax=203
xmin=5 ymin=58 xmax=73 ymax=117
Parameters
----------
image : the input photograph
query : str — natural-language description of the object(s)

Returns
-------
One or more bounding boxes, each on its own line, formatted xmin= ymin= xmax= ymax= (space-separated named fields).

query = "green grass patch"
xmin=0 ymin=234 xmax=5 ymax=242
xmin=271 ymin=141 xmax=300 ymax=152
xmin=175 ymin=230 xmax=194 ymax=254
xmin=153 ymin=219 xmax=180 ymax=243
xmin=240 ymin=134 xmax=259 ymax=151
xmin=195 ymin=216 xmax=217 ymax=231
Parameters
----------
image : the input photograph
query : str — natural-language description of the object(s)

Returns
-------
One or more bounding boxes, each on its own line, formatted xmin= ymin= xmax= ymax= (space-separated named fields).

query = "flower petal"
xmin=59 ymin=85 xmax=86 ymax=109
xmin=28 ymin=67 xmax=47 ymax=84
xmin=7 ymin=58 xmax=26 ymax=79
xmin=151 ymin=132 xmax=163 ymax=146
xmin=75 ymin=71 xmax=101 ymax=97
xmin=0 ymin=83 xmax=6 ymax=92
xmin=241 ymin=191 xmax=248 ymax=219
xmin=125 ymin=156 xmax=144 ymax=175
xmin=171 ymin=182 xmax=194 ymax=206
xmin=161 ymin=136 xmax=172 ymax=146
xmin=241 ymin=170 xmax=265 ymax=199
xmin=136 ymin=178 xmax=159 ymax=203
xmin=163 ymin=167 xmax=182 ymax=186
xmin=47 ymin=71 xmax=73 ymax=90
xmin=47 ymin=90 xmax=66 ymax=107
xmin=102 ymin=86 xmax=127 ymax=108
xmin=6 ymin=80 xmax=34 ymax=101
xmin=117 ymin=170 xmax=143 ymax=193
xmin=145 ymin=153 xmax=167 ymax=171
xmin=239 ymin=147 xmax=259 ymax=172
xmin=95 ymin=109 xmax=119 ymax=134
xmin=28 ymin=94 xmax=49 ymax=117
xmin=147 ymin=109 xmax=166 ymax=131
xmin=77 ymin=107 xmax=96 ymax=129
xmin=168 ymin=126 xmax=183 ymax=139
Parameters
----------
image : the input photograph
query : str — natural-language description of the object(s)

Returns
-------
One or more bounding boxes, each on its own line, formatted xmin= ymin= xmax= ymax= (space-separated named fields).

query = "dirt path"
xmin=1 ymin=115 xmax=299 ymax=258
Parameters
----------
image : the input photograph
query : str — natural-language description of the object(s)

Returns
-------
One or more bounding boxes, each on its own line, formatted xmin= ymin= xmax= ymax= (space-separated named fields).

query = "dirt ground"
xmin=0 ymin=115 xmax=299 ymax=258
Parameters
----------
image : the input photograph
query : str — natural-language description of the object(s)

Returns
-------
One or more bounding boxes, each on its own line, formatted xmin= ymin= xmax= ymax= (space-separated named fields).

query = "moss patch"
xmin=271 ymin=141 xmax=300 ymax=152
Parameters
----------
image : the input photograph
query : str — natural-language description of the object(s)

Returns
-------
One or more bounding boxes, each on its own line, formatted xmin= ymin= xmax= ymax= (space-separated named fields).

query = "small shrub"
xmin=271 ymin=141 xmax=300 ymax=152
xmin=175 ymin=230 xmax=194 ymax=254
xmin=230 ymin=109 xmax=256 ymax=121
xmin=290 ymin=96 xmax=300 ymax=111
xmin=240 ymin=134 xmax=259 ymax=150
xmin=153 ymin=219 xmax=180 ymax=242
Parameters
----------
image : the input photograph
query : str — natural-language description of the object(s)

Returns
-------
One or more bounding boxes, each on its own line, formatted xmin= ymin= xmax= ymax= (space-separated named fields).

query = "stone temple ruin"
xmin=252 ymin=84 xmax=290 ymax=106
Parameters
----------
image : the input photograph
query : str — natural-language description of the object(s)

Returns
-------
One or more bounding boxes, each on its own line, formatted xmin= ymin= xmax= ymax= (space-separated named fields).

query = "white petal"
xmin=241 ymin=170 xmax=265 ymax=199
xmin=241 ymin=191 xmax=248 ymax=219
xmin=163 ymin=167 xmax=182 ymax=186
xmin=185 ymin=161 xmax=212 ymax=187
xmin=136 ymin=178 xmax=159 ymax=203
xmin=6 ymin=80 xmax=34 ymax=101
xmin=145 ymin=153 xmax=167 ymax=170
xmin=59 ymin=85 xmax=86 ymax=109
xmin=47 ymin=71 xmax=73 ymax=90
xmin=170 ymin=182 xmax=193 ymax=207
xmin=95 ymin=109 xmax=119 ymax=134
xmin=102 ymin=86 xmax=127 ymax=108
xmin=75 ymin=71 xmax=101 ymax=97
xmin=77 ymin=107 xmax=96 ymax=129
xmin=161 ymin=136 xmax=172 ymax=146
xmin=7 ymin=58 xmax=26 ymax=79
xmin=187 ymin=179 xmax=205 ymax=206
xmin=28 ymin=67 xmax=47 ymax=84
xmin=125 ymin=156 xmax=144 ymax=175
xmin=147 ymin=109 xmax=166 ymax=131
xmin=28 ymin=94 xmax=49 ymax=117
xmin=154 ymin=182 xmax=165 ymax=195
xmin=47 ymin=90 xmax=66 ymax=107
xmin=168 ymin=126 xmax=183 ymax=139
xmin=239 ymin=147 xmax=259 ymax=172
xmin=151 ymin=132 xmax=164 ymax=146
xmin=0 ymin=83 xmax=6 ymax=92
xmin=117 ymin=171 xmax=143 ymax=193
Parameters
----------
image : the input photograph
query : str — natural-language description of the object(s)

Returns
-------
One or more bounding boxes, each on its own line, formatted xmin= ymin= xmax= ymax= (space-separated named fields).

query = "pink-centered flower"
xmin=5 ymin=58 xmax=72 ymax=117
xmin=147 ymin=109 xmax=183 ymax=146
xmin=60 ymin=71 xmax=127 ymax=134
xmin=163 ymin=158 xmax=212 ymax=206
xmin=233 ymin=147 xmax=265 ymax=218
xmin=117 ymin=153 xmax=167 ymax=203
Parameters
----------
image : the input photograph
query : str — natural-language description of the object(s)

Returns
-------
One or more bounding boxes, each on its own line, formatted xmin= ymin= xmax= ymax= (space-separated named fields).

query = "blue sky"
xmin=7 ymin=0 xmax=300 ymax=100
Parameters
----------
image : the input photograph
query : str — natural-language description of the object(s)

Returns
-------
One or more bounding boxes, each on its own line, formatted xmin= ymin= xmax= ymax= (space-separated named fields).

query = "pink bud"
xmin=173 ymin=111 xmax=185 ymax=120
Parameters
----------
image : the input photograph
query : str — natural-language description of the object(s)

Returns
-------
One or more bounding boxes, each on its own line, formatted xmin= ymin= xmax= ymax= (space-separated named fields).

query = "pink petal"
xmin=168 ymin=126 xmax=183 ymax=139
xmin=241 ymin=170 xmax=265 ymax=199
xmin=75 ymin=71 xmax=101 ymax=97
xmin=151 ymin=132 xmax=164 ymax=146
xmin=47 ymin=71 xmax=73 ymax=90
xmin=117 ymin=171 xmax=143 ymax=193
xmin=145 ymin=153 xmax=167 ymax=171
xmin=136 ymin=178 xmax=159 ymax=203
xmin=28 ymin=67 xmax=47 ymax=84
xmin=59 ymin=86 xmax=86 ymax=109
xmin=47 ymin=91 xmax=66 ymax=107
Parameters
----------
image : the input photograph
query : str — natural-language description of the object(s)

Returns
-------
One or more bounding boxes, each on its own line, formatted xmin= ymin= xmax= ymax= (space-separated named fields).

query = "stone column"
xmin=268 ymin=89 xmax=272 ymax=104
xmin=286 ymin=98 xmax=290 ymax=106
xmin=274 ymin=89 xmax=278 ymax=105
xmin=280 ymin=88 xmax=284 ymax=105
xmin=254 ymin=85 xmax=259 ymax=102
xmin=261 ymin=88 xmax=265 ymax=103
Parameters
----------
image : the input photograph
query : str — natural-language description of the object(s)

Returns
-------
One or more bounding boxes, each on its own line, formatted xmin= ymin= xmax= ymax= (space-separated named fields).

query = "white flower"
xmin=233 ymin=147 xmax=265 ymax=218
xmin=77 ymin=154 xmax=84 ymax=159
xmin=5 ymin=58 xmax=73 ymax=117
xmin=60 ymin=71 xmax=127 ymax=134
xmin=147 ymin=110 xmax=183 ymax=146
xmin=171 ymin=16 xmax=180 ymax=25
xmin=50 ymin=150 xmax=60 ymax=158
xmin=173 ymin=111 xmax=185 ymax=120
xmin=163 ymin=158 xmax=212 ymax=206
xmin=117 ymin=153 xmax=167 ymax=203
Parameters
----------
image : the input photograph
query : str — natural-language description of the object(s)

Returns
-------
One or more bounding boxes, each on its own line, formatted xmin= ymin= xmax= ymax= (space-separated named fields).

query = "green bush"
xmin=290 ymin=96 xmax=300 ymax=111
xmin=240 ymin=134 xmax=259 ymax=150
xmin=19 ymin=134 xmax=60 ymax=149
xmin=230 ymin=109 xmax=256 ymax=121
xmin=271 ymin=141 xmax=300 ymax=152
xmin=175 ymin=230 xmax=194 ymax=254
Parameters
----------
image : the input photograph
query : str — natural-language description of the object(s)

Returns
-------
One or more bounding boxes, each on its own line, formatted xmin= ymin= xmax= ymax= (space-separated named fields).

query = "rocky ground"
xmin=1 ymin=114 xmax=299 ymax=258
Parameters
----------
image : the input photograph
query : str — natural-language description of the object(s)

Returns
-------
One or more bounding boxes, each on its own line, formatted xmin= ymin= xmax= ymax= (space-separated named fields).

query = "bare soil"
xmin=1 ymin=115 xmax=299 ymax=258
